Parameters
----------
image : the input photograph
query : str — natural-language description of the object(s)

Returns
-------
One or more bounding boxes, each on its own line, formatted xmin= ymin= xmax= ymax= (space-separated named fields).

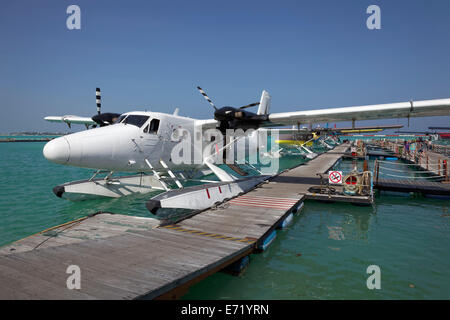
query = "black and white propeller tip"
xmin=196 ymin=86 xmax=217 ymax=110
xmin=96 ymin=87 xmax=101 ymax=115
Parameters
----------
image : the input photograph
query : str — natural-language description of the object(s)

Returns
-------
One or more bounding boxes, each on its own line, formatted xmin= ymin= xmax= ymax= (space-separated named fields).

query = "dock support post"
xmin=222 ymin=256 xmax=250 ymax=276
xmin=374 ymin=159 xmax=379 ymax=185
xmin=257 ymin=230 xmax=277 ymax=251
xmin=444 ymin=160 xmax=448 ymax=182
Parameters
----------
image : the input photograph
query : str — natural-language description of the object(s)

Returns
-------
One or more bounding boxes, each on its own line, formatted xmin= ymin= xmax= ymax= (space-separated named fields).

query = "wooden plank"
xmin=0 ymin=226 xmax=251 ymax=299
xmin=375 ymin=177 xmax=450 ymax=195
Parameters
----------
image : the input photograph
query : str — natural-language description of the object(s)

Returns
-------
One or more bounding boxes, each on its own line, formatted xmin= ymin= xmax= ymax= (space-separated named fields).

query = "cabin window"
xmin=146 ymin=118 xmax=160 ymax=134
xmin=122 ymin=115 xmax=149 ymax=128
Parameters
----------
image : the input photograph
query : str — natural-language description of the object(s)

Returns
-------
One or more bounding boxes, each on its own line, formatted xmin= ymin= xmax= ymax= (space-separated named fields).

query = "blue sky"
xmin=1 ymin=0 xmax=450 ymax=133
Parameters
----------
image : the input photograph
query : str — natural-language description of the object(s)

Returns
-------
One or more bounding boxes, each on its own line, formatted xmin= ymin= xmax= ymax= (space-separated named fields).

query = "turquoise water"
xmin=0 ymin=141 xmax=449 ymax=299
xmin=183 ymin=197 xmax=450 ymax=299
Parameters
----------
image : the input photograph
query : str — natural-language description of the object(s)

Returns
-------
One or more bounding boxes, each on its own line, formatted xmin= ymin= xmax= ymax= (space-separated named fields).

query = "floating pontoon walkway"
xmin=369 ymin=141 xmax=450 ymax=196
xmin=374 ymin=178 xmax=450 ymax=196
xmin=377 ymin=141 xmax=450 ymax=180
xmin=0 ymin=144 xmax=350 ymax=300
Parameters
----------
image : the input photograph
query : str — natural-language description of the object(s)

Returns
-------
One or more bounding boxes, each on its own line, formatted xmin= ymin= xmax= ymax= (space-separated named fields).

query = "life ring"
xmin=343 ymin=173 xmax=360 ymax=195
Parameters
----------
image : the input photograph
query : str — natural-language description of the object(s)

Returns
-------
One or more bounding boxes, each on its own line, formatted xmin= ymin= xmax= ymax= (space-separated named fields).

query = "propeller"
xmin=239 ymin=102 xmax=260 ymax=109
xmin=197 ymin=86 xmax=217 ymax=110
xmin=196 ymin=86 xmax=266 ymax=133
xmin=91 ymin=87 xmax=121 ymax=127
xmin=196 ymin=86 xmax=260 ymax=111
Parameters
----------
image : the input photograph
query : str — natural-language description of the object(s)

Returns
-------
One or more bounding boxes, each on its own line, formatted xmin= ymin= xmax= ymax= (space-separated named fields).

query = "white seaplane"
xmin=43 ymin=87 xmax=450 ymax=211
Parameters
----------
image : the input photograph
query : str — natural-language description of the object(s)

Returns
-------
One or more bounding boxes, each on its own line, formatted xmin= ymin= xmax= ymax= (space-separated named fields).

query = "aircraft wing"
xmin=45 ymin=115 xmax=96 ymax=125
xmin=195 ymin=119 xmax=219 ymax=130
xmin=263 ymin=124 xmax=404 ymax=134
xmin=268 ymin=98 xmax=450 ymax=125
xmin=331 ymin=124 xmax=404 ymax=133
xmin=195 ymin=98 xmax=450 ymax=132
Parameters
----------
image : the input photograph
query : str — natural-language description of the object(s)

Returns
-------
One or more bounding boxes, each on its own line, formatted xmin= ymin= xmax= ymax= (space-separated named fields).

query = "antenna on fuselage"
xmin=96 ymin=88 xmax=101 ymax=115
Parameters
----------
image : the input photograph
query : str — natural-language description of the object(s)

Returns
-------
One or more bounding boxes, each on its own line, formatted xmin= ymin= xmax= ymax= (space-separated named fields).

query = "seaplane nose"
xmin=43 ymin=137 xmax=70 ymax=164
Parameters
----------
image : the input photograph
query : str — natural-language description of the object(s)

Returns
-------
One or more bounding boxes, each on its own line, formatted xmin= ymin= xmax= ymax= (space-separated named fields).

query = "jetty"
xmin=374 ymin=178 xmax=450 ymax=196
xmin=0 ymin=143 xmax=363 ymax=300
xmin=363 ymin=140 xmax=450 ymax=196
xmin=376 ymin=140 xmax=450 ymax=180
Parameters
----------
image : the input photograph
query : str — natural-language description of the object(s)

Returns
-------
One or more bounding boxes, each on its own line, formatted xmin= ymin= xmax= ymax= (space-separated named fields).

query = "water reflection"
xmin=54 ymin=190 xmax=162 ymax=221
xmin=308 ymin=202 xmax=375 ymax=242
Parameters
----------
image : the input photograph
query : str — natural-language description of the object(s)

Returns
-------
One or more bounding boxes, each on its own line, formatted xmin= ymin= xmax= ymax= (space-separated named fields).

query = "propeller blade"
xmin=197 ymin=86 xmax=217 ymax=110
xmin=239 ymin=102 xmax=260 ymax=109
xmin=96 ymin=87 xmax=101 ymax=115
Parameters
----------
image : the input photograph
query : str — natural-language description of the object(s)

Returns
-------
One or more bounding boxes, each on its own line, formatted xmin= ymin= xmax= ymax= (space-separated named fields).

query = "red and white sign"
xmin=328 ymin=171 xmax=343 ymax=184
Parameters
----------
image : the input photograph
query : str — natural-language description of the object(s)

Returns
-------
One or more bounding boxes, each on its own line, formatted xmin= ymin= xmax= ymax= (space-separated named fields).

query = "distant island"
xmin=0 ymin=132 xmax=73 ymax=142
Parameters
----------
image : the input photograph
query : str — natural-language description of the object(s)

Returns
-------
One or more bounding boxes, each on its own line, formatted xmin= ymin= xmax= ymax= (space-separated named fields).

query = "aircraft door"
xmin=140 ymin=118 xmax=160 ymax=148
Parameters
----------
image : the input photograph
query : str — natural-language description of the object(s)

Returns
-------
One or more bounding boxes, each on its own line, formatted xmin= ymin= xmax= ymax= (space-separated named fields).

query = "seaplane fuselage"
xmin=43 ymin=111 xmax=203 ymax=172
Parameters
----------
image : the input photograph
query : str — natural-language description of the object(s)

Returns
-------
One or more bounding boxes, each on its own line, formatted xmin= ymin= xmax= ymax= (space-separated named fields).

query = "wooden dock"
xmin=342 ymin=148 xmax=396 ymax=160
xmin=0 ymin=213 xmax=253 ymax=299
xmin=374 ymin=178 xmax=450 ymax=196
xmin=377 ymin=141 xmax=450 ymax=180
xmin=367 ymin=140 xmax=450 ymax=196
xmin=0 ymin=143 xmax=351 ymax=300
xmin=304 ymin=190 xmax=373 ymax=204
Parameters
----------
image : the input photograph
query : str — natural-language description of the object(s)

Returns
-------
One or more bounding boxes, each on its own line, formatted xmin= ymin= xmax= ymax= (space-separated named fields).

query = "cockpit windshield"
xmin=119 ymin=115 xmax=150 ymax=128
xmin=115 ymin=114 xmax=127 ymax=124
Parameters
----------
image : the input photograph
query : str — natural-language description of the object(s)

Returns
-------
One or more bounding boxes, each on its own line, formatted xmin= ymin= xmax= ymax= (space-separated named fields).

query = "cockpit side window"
xmin=121 ymin=115 xmax=150 ymax=128
xmin=146 ymin=118 xmax=160 ymax=134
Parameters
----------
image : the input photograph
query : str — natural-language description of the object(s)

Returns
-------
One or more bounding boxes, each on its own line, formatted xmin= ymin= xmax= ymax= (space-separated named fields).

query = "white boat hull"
xmin=54 ymin=174 xmax=166 ymax=201
xmin=146 ymin=176 xmax=270 ymax=213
